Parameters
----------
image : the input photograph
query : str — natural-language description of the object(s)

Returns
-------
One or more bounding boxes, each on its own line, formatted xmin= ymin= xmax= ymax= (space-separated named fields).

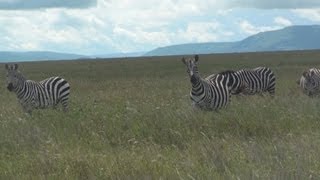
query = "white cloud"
xmin=111 ymin=19 xmax=236 ymax=51
xmin=274 ymin=16 xmax=292 ymax=26
xmin=226 ymin=0 xmax=320 ymax=9
xmin=0 ymin=0 xmax=318 ymax=55
xmin=177 ymin=22 xmax=220 ymax=42
xmin=216 ymin=9 xmax=233 ymax=16
xmin=114 ymin=28 xmax=169 ymax=45
xmin=113 ymin=26 xmax=170 ymax=52
xmin=0 ymin=0 xmax=96 ymax=9
xmin=293 ymin=9 xmax=320 ymax=22
xmin=103 ymin=0 xmax=219 ymax=29
xmin=0 ymin=9 xmax=114 ymax=54
xmin=239 ymin=20 xmax=281 ymax=35
xmin=0 ymin=0 xmax=233 ymax=54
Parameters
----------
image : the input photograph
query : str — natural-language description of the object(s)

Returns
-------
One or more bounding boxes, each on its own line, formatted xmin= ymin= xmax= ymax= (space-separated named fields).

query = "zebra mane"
xmin=13 ymin=70 xmax=27 ymax=81
xmin=19 ymin=72 xmax=27 ymax=80
xmin=217 ymin=70 xmax=235 ymax=76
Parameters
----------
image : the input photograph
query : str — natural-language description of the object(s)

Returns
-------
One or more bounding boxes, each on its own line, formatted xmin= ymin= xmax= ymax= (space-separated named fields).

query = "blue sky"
xmin=0 ymin=0 xmax=320 ymax=55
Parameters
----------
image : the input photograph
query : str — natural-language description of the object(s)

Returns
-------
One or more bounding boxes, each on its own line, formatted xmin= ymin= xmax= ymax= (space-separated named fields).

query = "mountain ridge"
xmin=1 ymin=25 xmax=320 ymax=62
xmin=145 ymin=25 xmax=320 ymax=56
xmin=0 ymin=51 xmax=87 ymax=62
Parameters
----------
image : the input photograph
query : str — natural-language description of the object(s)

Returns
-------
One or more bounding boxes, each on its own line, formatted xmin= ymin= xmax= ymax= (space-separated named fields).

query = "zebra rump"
xmin=39 ymin=77 xmax=70 ymax=109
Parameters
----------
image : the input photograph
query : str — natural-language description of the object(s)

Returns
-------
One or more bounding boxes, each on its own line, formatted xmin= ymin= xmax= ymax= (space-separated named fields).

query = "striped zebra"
xmin=297 ymin=75 xmax=309 ymax=95
xmin=5 ymin=64 xmax=70 ymax=114
xmin=182 ymin=55 xmax=230 ymax=110
xmin=207 ymin=67 xmax=276 ymax=96
xmin=298 ymin=68 xmax=320 ymax=96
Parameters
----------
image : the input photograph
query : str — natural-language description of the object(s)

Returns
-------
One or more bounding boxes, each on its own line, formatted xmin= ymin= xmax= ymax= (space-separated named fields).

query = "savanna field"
xmin=1 ymin=50 xmax=320 ymax=179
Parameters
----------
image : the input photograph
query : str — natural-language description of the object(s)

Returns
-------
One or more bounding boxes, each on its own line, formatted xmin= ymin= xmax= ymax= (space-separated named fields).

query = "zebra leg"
xmin=191 ymin=102 xmax=198 ymax=109
xmin=267 ymin=86 xmax=276 ymax=96
xmin=53 ymin=102 xmax=68 ymax=112
xmin=52 ymin=105 xmax=58 ymax=110
xmin=237 ymin=92 xmax=246 ymax=97
xmin=191 ymin=102 xmax=202 ymax=110
xmin=256 ymin=91 xmax=265 ymax=97
xmin=307 ymin=91 xmax=317 ymax=97
xmin=266 ymin=80 xmax=276 ymax=95
xmin=62 ymin=105 xmax=68 ymax=112
xmin=61 ymin=100 xmax=69 ymax=112
xmin=22 ymin=105 xmax=32 ymax=115
xmin=26 ymin=110 xmax=32 ymax=115
xmin=56 ymin=95 xmax=69 ymax=112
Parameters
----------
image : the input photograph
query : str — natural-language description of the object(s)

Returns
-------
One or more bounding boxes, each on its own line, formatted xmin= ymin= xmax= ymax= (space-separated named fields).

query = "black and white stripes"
xmin=181 ymin=55 xmax=278 ymax=110
xmin=182 ymin=55 xmax=230 ymax=110
xmin=5 ymin=64 xmax=70 ymax=114
xmin=298 ymin=68 xmax=320 ymax=96
xmin=207 ymin=67 xmax=276 ymax=96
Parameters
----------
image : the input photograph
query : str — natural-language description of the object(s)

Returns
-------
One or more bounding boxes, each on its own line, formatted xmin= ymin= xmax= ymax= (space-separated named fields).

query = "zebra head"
xmin=303 ymin=70 xmax=319 ymax=96
xmin=5 ymin=64 xmax=25 ymax=92
xmin=181 ymin=55 xmax=199 ymax=77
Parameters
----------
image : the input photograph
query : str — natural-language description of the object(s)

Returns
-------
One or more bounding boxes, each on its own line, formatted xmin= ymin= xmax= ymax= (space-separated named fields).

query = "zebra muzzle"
xmin=7 ymin=83 xmax=14 ymax=91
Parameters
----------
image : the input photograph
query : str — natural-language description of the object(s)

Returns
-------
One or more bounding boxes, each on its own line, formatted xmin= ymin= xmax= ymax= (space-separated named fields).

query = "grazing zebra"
xmin=5 ymin=64 xmax=70 ymax=114
xmin=298 ymin=68 xmax=320 ymax=96
xmin=207 ymin=67 xmax=276 ymax=96
xmin=182 ymin=55 xmax=230 ymax=110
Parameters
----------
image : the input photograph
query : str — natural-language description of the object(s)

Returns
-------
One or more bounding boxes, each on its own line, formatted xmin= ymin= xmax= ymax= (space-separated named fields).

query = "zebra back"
xmin=233 ymin=67 xmax=276 ymax=95
xmin=206 ymin=67 xmax=276 ymax=96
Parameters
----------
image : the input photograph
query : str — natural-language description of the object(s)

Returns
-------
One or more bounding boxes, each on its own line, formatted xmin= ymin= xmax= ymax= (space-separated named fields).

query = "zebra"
xmin=5 ymin=64 xmax=70 ymax=114
xmin=298 ymin=68 xmax=320 ymax=96
xmin=181 ymin=55 xmax=230 ymax=110
xmin=206 ymin=67 xmax=276 ymax=96
xmin=297 ymin=74 xmax=309 ymax=95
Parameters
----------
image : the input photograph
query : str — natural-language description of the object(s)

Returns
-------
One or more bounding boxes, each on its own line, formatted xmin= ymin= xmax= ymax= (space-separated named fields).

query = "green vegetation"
xmin=1 ymin=51 xmax=320 ymax=179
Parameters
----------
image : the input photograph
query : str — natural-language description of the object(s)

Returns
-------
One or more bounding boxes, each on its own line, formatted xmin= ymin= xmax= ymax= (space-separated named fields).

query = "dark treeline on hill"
xmin=145 ymin=25 xmax=320 ymax=56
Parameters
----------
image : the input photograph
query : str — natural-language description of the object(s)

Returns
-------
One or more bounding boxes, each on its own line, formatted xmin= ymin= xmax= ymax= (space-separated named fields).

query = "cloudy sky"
xmin=0 ymin=0 xmax=320 ymax=55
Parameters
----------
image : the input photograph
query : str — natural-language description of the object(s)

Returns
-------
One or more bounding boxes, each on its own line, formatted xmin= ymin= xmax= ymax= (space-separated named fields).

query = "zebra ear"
xmin=194 ymin=55 xmax=199 ymax=62
xmin=181 ymin=57 xmax=187 ymax=65
xmin=13 ymin=64 xmax=18 ymax=70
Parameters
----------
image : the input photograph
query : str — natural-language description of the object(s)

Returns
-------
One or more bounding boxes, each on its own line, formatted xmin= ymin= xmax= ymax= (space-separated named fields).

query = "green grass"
xmin=1 ymin=50 xmax=320 ymax=179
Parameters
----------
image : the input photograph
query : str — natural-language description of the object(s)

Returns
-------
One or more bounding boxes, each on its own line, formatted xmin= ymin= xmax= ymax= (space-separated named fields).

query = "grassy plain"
xmin=1 ymin=50 xmax=320 ymax=179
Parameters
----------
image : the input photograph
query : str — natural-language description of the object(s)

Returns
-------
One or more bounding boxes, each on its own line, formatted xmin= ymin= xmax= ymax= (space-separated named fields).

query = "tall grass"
xmin=0 ymin=51 xmax=320 ymax=179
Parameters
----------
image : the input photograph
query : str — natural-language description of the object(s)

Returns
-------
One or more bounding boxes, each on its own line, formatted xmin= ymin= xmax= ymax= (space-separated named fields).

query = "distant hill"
xmin=0 ymin=51 xmax=87 ymax=62
xmin=145 ymin=25 xmax=320 ymax=56
xmin=0 ymin=51 xmax=148 ymax=62
xmin=93 ymin=51 xmax=146 ymax=58
xmin=2 ymin=25 xmax=320 ymax=62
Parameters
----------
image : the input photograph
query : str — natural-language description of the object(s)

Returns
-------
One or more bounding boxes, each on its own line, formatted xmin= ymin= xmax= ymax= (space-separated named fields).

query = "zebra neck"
xmin=190 ymin=74 xmax=201 ymax=85
xmin=14 ymin=81 xmax=28 ymax=98
xmin=191 ymin=75 xmax=204 ymax=95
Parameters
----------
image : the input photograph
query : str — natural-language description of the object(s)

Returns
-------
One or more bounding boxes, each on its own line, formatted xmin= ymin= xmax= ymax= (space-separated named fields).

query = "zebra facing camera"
xmin=4 ymin=63 xmax=70 ymax=114
xmin=5 ymin=64 xmax=18 ymax=71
